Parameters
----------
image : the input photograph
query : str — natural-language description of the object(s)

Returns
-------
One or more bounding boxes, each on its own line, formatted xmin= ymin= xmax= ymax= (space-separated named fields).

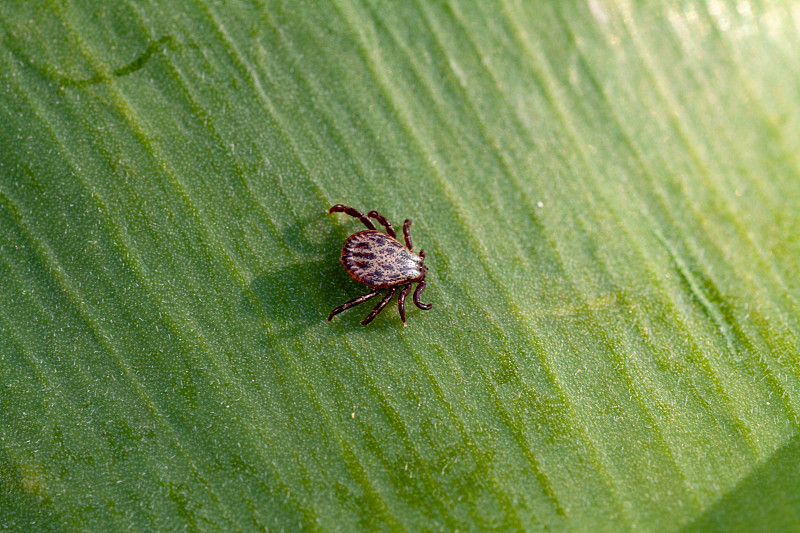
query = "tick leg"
xmin=413 ymin=280 xmax=433 ymax=310
xmin=398 ymin=284 xmax=412 ymax=325
xmin=329 ymin=204 xmax=376 ymax=230
xmin=367 ymin=211 xmax=396 ymax=238
xmin=402 ymin=219 xmax=413 ymax=250
xmin=328 ymin=289 xmax=381 ymax=321
xmin=361 ymin=287 xmax=397 ymax=325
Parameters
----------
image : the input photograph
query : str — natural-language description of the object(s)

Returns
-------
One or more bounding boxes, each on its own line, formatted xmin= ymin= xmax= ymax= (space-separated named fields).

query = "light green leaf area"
xmin=1 ymin=1 xmax=798 ymax=531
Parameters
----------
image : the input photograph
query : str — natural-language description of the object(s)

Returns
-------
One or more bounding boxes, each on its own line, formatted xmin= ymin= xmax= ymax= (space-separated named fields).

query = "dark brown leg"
xmin=361 ymin=287 xmax=397 ymax=325
xmin=413 ymin=280 xmax=432 ymax=310
xmin=328 ymin=289 xmax=381 ymax=321
xmin=398 ymin=284 xmax=412 ymax=325
xmin=402 ymin=219 xmax=413 ymax=250
xmin=329 ymin=204 xmax=376 ymax=230
xmin=367 ymin=211 xmax=396 ymax=238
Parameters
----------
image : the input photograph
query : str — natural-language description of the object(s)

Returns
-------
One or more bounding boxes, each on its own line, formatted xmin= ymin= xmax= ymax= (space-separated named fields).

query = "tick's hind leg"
xmin=328 ymin=289 xmax=381 ymax=321
xmin=329 ymin=204 xmax=376 ymax=230
xmin=361 ymin=287 xmax=398 ymax=325
xmin=398 ymin=284 xmax=412 ymax=325
xmin=367 ymin=211 xmax=396 ymax=238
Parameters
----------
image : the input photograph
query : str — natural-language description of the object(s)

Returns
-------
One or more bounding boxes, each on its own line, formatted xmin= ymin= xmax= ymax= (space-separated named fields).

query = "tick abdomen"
xmin=342 ymin=230 xmax=424 ymax=288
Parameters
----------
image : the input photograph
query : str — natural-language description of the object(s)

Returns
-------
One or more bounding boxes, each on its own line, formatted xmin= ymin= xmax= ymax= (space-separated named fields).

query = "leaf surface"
xmin=1 ymin=1 xmax=798 ymax=531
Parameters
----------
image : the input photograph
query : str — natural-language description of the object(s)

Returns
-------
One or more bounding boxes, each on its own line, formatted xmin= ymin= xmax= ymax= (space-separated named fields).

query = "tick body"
xmin=328 ymin=204 xmax=432 ymax=325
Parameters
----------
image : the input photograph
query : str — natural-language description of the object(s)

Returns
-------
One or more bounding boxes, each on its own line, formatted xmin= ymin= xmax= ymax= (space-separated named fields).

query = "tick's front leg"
xmin=397 ymin=284 xmax=412 ymax=325
xmin=413 ymin=280 xmax=432 ymax=311
xmin=402 ymin=219 xmax=413 ymax=250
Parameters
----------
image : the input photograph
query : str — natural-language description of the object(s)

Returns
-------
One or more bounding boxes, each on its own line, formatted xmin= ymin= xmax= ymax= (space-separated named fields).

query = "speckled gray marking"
xmin=342 ymin=231 xmax=424 ymax=288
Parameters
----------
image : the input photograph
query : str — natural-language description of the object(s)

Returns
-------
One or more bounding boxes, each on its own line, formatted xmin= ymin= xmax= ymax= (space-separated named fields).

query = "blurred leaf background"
xmin=1 ymin=1 xmax=799 ymax=531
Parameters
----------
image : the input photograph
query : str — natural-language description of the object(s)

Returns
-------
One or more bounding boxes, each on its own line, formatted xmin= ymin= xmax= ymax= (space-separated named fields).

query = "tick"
xmin=327 ymin=204 xmax=433 ymax=326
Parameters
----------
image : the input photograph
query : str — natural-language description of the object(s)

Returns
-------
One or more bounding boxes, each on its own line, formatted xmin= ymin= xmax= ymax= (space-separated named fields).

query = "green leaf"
xmin=1 ymin=1 xmax=798 ymax=530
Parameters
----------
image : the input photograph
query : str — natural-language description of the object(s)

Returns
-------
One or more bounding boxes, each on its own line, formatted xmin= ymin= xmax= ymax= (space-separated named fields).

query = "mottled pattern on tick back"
xmin=342 ymin=230 xmax=424 ymax=288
